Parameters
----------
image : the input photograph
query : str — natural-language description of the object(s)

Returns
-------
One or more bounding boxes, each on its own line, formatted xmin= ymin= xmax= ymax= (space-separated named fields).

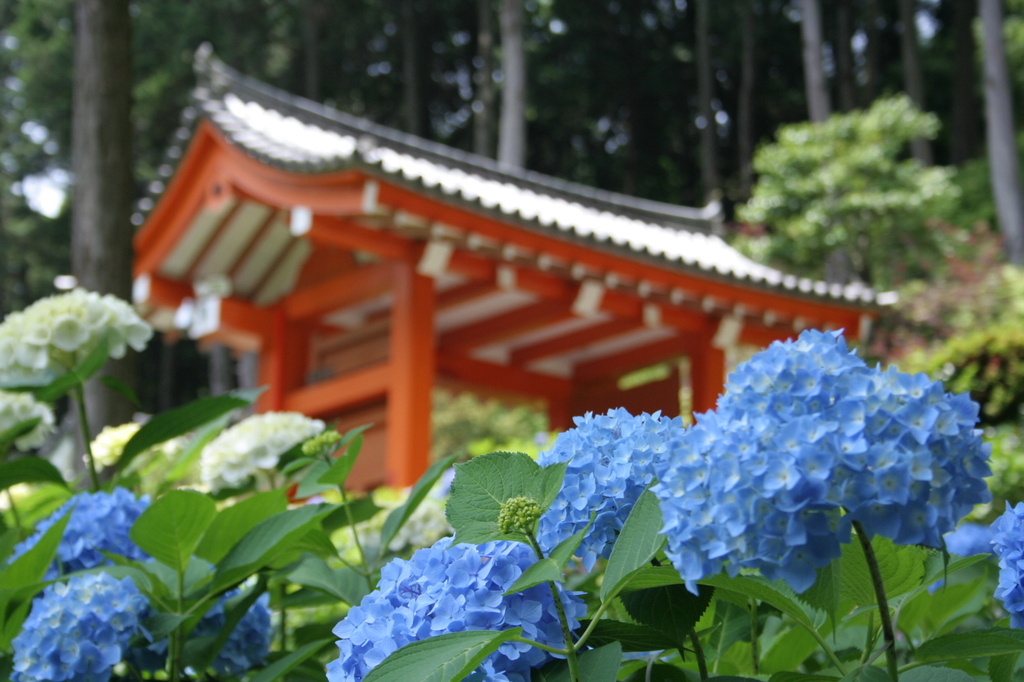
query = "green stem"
xmin=5 ymin=489 xmax=23 ymax=536
xmin=853 ymin=521 xmax=899 ymax=682
xmin=526 ymin=533 xmax=581 ymax=682
xmin=749 ymin=598 xmax=760 ymax=675
xmin=73 ymin=385 xmax=100 ymax=491
xmin=861 ymin=611 xmax=877 ymax=665
xmin=690 ymin=627 xmax=709 ymax=681
xmin=278 ymin=581 xmax=288 ymax=649
xmin=339 ymin=488 xmax=370 ymax=575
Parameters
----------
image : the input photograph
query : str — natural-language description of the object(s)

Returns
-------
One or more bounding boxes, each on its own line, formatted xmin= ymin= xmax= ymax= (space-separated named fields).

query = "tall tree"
xmin=950 ymin=0 xmax=980 ymax=165
xmin=900 ymin=0 xmax=933 ymax=164
xmin=498 ymin=0 xmax=526 ymax=167
xmin=800 ymin=0 xmax=830 ymax=122
xmin=980 ymin=0 xmax=1024 ymax=264
xmin=737 ymin=2 xmax=757 ymax=199
xmin=401 ymin=0 xmax=422 ymax=136
xmin=696 ymin=0 xmax=719 ymax=201
xmin=72 ymin=0 xmax=136 ymax=436
xmin=300 ymin=0 xmax=324 ymax=101
xmin=474 ymin=0 xmax=496 ymax=157
xmin=864 ymin=0 xmax=881 ymax=105
xmin=835 ymin=0 xmax=856 ymax=112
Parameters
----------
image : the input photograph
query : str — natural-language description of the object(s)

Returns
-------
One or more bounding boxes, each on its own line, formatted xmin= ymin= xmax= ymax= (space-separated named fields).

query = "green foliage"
xmin=738 ymin=95 xmax=956 ymax=288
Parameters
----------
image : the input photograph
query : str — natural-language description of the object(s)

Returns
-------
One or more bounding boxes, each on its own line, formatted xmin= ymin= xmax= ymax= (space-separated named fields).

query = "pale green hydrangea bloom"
xmin=91 ymin=422 xmax=141 ymax=469
xmin=0 ymin=288 xmax=152 ymax=385
xmin=200 ymin=412 xmax=325 ymax=491
xmin=0 ymin=390 xmax=54 ymax=450
xmin=340 ymin=481 xmax=452 ymax=561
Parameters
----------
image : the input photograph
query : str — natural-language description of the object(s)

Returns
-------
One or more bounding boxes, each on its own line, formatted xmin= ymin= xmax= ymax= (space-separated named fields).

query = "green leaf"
xmin=0 ymin=418 xmax=42 ymax=449
xmin=504 ymin=521 xmax=590 ymax=596
xmin=322 ymin=496 xmax=382 ymax=532
xmin=287 ymin=555 xmax=370 ymax=605
xmin=378 ymin=454 xmax=458 ymax=556
xmin=702 ymin=574 xmax=822 ymax=632
xmin=706 ymin=598 xmax=749 ymax=664
xmin=195 ymin=489 xmax=288 ymax=565
xmin=534 ymin=642 xmax=623 ymax=682
xmin=0 ymin=509 xmax=70 ymax=589
xmin=840 ymin=534 xmax=927 ymax=607
xmin=316 ymin=433 xmax=365 ymax=487
xmin=621 ymin=663 xmax=694 ymax=682
xmin=35 ymin=330 xmax=111 ymax=402
xmin=899 ymin=666 xmax=977 ymax=682
xmin=836 ymin=666 xmax=890 ymax=682
xmin=295 ymin=460 xmax=335 ymax=498
xmin=163 ymin=415 xmax=230 ymax=484
xmin=989 ymin=652 xmax=1022 ymax=682
xmin=183 ymin=579 xmax=266 ymax=673
xmin=118 ymin=388 xmax=262 ymax=472
xmin=537 ymin=461 xmax=568 ymax=511
xmin=801 ymin=561 xmax=841 ymax=631
xmin=581 ymin=619 xmax=679 ymax=652
xmin=446 ymin=451 xmax=552 ymax=545
xmin=212 ymin=504 xmax=334 ymax=592
xmin=915 ymin=628 xmax=1024 ymax=663
xmin=0 ymin=457 xmax=67 ymax=491
xmin=620 ymin=583 xmax=714 ymax=649
xmin=618 ymin=564 xmax=686 ymax=592
xmin=602 ymin=489 xmax=665 ymax=599
xmin=247 ymin=639 xmax=335 ymax=682
xmin=130 ymin=489 xmax=216 ymax=574
xmin=768 ymin=674 xmax=839 ymax=682
xmin=362 ymin=628 xmax=524 ymax=682
xmin=99 ymin=375 xmax=142 ymax=408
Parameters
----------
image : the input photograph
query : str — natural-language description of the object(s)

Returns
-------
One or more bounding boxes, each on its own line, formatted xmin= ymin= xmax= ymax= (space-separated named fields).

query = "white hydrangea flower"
xmin=200 ymin=412 xmax=325 ymax=491
xmin=90 ymin=422 xmax=141 ymax=470
xmin=0 ymin=390 xmax=55 ymax=450
xmin=0 ymin=288 xmax=153 ymax=385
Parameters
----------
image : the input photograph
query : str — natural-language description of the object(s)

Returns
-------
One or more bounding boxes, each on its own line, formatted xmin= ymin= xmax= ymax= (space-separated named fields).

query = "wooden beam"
xmin=260 ymin=308 xmax=309 ymax=412
xmin=303 ymin=215 xmax=416 ymax=262
xmin=437 ymin=280 xmax=499 ymax=309
xmin=283 ymin=361 xmax=390 ymax=416
xmin=739 ymin=324 xmax=797 ymax=349
xmin=438 ymin=354 xmax=572 ymax=404
xmin=138 ymin=273 xmax=275 ymax=340
xmin=386 ymin=261 xmax=436 ymax=487
xmin=573 ymin=335 xmax=696 ymax=384
xmin=439 ymin=300 xmax=575 ymax=354
xmin=282 ymin=261 xmax=394 ymax=321
xmin=510 ymin=318 xmax=639 ymax=365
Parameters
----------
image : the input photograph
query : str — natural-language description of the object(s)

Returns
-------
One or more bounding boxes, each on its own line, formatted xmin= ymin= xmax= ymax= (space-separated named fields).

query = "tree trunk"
xmin=836 ymin=0 xmax=856 ymax=112
xmin=900 ymin=0 xmax=933 ymax=164
xmin=864 ymin=0 xmax=881 ymax=105
xmin=696 ymin=0 xmax=719 ymax=201
xmin=207 ymin=343 xmax=236 ymax=397
xmin=72 ymin=0 xmax=136 ymax=438
xmin=401 ymin=0 xmax=422 ymax=136
xmin=474 ymin=0 xmax=496 ymax=157
xmin=498 ymin=0 xmax=526 ymax=168
xmin=301 ymin=0 xmax=323 ymax=101
xmin=738 ymin=2 xmax=756 ymax=199
xmin=981 ymin=0 xmax=1024 ymax=264
xmin=800 ymin=0 xmax=831 ymax=122
xmin=951 ymin=0 xmax=980 ymax=165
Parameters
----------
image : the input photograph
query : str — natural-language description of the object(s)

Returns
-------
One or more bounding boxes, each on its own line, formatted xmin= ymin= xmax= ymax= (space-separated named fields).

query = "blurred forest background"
xmin=3 ymin=0 xmax=1024 ymax=506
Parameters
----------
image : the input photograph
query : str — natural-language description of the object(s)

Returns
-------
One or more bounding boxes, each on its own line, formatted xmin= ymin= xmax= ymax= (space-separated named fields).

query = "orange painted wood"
xmin=573 ymin=334 xmax=697 ymax=384
xmin=437 ymin=280 xmax=499 ymax=309
xmin=284 ymin=362 xmax=391 ymax=416
xmin=261 ymin=307 xmax=310 ymax=412
xmin=386 ymin=261 xmax=436 ymax=487
xmin=282 ymin=261 xmax=394 ymax=321
xmin=439 ymin=300 xmax=575 ymax=354
xmin=510 ymin=318 xmax=640 ymax=365
xmin=739 ymin=325 xmax=797 ymax=349
xmin=689 ymin=322 xmax=726 ymax=415
xmin=141 ymin=273 xmax=274 ymax=340
xmin=437 ymin=354 xmax=573 ymax=405
xmin=570 ymin=366 xmax=682 ymax=418
xmin=303 ymin=215 xmax=416 ymax=262
xmin=141 ymin=273 xmax=193 ymax=308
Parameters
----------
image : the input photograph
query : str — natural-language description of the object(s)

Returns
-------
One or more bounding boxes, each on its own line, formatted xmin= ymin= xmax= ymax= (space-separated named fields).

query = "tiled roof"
xmin=163 ymin=46 xmax=880 ymax=307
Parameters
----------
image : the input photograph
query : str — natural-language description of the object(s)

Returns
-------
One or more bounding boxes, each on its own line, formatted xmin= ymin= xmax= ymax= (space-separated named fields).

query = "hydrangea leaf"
xmin=601 ymin=489 xmax=665 ymax=600
xmin=195 ymin=489 xmax=288 ymax=565
xmin=618 ymin=564 xmax=686 ymax=592
xmin=534 ymin=642 xmax=622 ymax=682
xmin=702 ymin=574 xmax=822 ymax=631
xmin=0 ymin=456 xmax=67 ymax=491
xmin=131 ymin=489 xmax=217 ymax=575
xmin=899 ymin=667 xmax=977 ymax=682
xmin=287 ymin=555 xmax=369 ymax=605
xmin=183 ymin=578 xmax=265 ymax=673
xmin=99 ymin=374 xmax=142 ymax=408
xmin=322 ymin=496 xmax=382 ymax=532
xmin=768 ymin=674 xmax=842 ymax=682
xmin=0 ymin=508 xmax=70 ymax=590
xmin=620 ymin=662 xmax=692 ymax=682
xmin=801 ymin=562 xmax=841 ymax=632
xmin=504 ymin=519 xmax=591 ymax=595
xmin=839 ymin=533 xmax=927 ymax=607
xmin=295 ymin=459 xmax=334 ymax=498
xmin=362 ymin=628 xmax=524 ymax=682
xmin=163 ymin=415 xmax=231 ymax=486
xmin=760 ymin=621 xmax=826 ymax=674
xmin=247 ymin=639 xmax=335 ymax=682
xmin=0 ymin=418 xmax=42 ymax=450
xmin=619 ymin=583 xmax=713 ymax=650
xmin=915 ymin=628 xmax=1024 ymax=663
xmin=377 ymin=454 xmax=458 ymax=561
xmin=989 ymin=651 xmax=1022 ymax=682
xmin=316 ymin=433 xmax=364 ymax=487
xmin=212 ymin=503 xmax=334 ymax=593
xmin=446 ymin=450 xmax=555 ymax=545
xmin=579 ymin=620 xmax=679 ymax=652
xmin=836 ymin=665 xmax=891 ymax=682
xmin=118 ymin=387 xmax=262 ymax=472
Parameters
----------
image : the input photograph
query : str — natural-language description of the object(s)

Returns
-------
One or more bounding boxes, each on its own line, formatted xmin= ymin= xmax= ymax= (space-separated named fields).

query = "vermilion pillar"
xmin=689 ymin=319 xmax=726 ymax=415
xmin=259 ymin=307 xmax=309 ymax=412
xmin=386 ymin=261 xmax=436 ymax=487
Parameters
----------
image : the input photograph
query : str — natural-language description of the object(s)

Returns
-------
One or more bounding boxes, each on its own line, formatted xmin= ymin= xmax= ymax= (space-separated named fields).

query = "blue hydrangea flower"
xmin=536 ymin=408 xmax=682 ymax=570
xmin=9 ymin=487 xmax=150 ymax=579
xmin=944 ymin=522 xmax=995 ymax=557
xmin=11 ymin=572 xmax=149 ymax=682
xmin=652 ymin=329 xmax=991 ymax=595
xmin=992 ymin=503 xmax=1024 ymax=627
xmin=326 ymin=538 xmax=586 ymax=682
xmin=129 ymin=588 xmax=271 ymax=676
